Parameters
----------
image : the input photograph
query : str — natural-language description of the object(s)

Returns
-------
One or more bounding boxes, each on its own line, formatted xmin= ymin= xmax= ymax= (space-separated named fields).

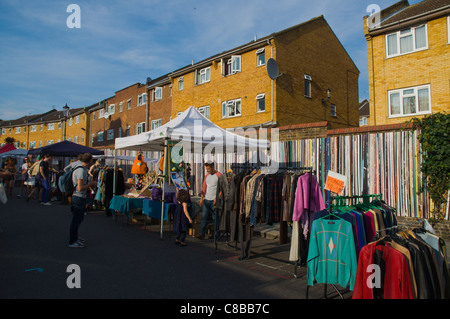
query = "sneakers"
xmin=41 ymin=202 xmax=52 ymax=206
xmin=68 ymin=241 xmax=85 ymax=248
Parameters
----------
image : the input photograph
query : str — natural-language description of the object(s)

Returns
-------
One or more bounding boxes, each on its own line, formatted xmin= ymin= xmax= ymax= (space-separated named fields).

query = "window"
xmin=330 ymin=104 xmax=337 ymax=117
xmin=1 ymin=128 xmax=5 ymax=134
xmin=119 ymin=102 xmax=123 ymax=112
xmin=137 ymin=122 xmax=146 ymax=134
xmin=30 ymin=125 xmax=37 ymax=132
xmin=75 ymin=115 xmax=80 ymax=124
xmin=99 ymin=109 xmax=104 ymax=119
xmin=198 ymin=106 xmax=210 ymax=119
xmin=91 ymin=134 xmax=95 ymax=144
xmin=97 ymin=131 xmax=104 ymax=142
xmin=256 ymin=48 xmax=265 ymax=66
xmin=359 ymin=117 xmax=368 ymax=126
xmin=108 ymin=104 xmax=115 ymax=115
xmin=48 ymin=123 xmax=55 ymax=130
xmin=256 ymin=94 xmax=265 ymax=112
xmin=93 ymin=112 xmax=95 ymax=120
xmin=222 ymin=98 xmax=242 ymax=118
xmin=386 ymin=25 xmax=428 ymax=58
xmin=68 ymin=118 xmax=72 ymax=126
xmin=58 ymin=122 xmax=61 ymax=129
xmin=152 ymin=88 xmax=162 ymax=101
xmin=126 ymin=125 xmax=130 ymax=137
xmin=388 ymin=84 xmax=431 ymax=117
xmin=107 ymin=129 xmax=114 ymax=140
xmin=178 ymin=77 xmax=184 ymax=90
xmin=151 ymin=119 xmax=161 ymax=130
xmin=118 ymin=127 xmax=122 ymax=138
xmin=30 ymin=141 xmax=36 ymax=149
xmin=81 ymin=134 xmax=84 ymax=143
xmin=39 ymin=141 xmax=42 ymax=147
xmin=138 ymin=93 xmax=147 ymax=105
xmin=222 ymin=56 xmax=241 ymax=76
xmin=127 ymin=99 xmax=131 ymax=110
xmin=23 ymin=126 xmax=26 ymax=133
xmin=196 ymin=67 xmax=211 ymax=84
xmin=304 ymin=74 xmax=312 ymax=98
xmin=15 ymin=127 xmax=20 ymax=134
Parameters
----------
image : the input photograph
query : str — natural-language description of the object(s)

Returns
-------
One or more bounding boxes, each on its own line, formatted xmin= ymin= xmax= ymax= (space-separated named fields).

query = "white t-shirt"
xmin=204 ymin=173 xmax=218 ymax=201
xmin=72 ymin=165 xmax=88 ymax=198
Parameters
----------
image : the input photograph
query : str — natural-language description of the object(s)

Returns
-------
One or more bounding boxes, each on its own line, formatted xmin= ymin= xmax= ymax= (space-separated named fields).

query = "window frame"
xmin=221 ymin=98 xmax=242 ymax=118
xmin=304 ymin=74 xmax=312 ymax=98
xmin=256 ymin=93 xmax=266 ymax=113
xmin=385 ymin=24 xmax=428 ymax=58
xmin=106 ymin=129 xmax=114 ymax=140
xmin=151 ymin=119 xmax=162 ymax=130
xmin=197 ymin=67 xmax=211 ymax=85
xmin=256 ymin=48 xmax=265 ymax=67
xmin=388 ymin=84 xmax=432 ymax=118
xmin=48 ymin=123 xmax=55 ymax=130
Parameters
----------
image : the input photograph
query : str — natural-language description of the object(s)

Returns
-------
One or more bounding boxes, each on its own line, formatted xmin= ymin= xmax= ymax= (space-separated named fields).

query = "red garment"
xmin=353 ymin=242 xmax=413 ymax=299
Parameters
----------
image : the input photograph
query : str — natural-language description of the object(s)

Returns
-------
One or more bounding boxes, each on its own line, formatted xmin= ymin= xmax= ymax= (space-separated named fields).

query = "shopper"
xmin=68 ymin=153 xmax=97 ymax=248
xmin=197 ymin=161 xmax=228 ymax=240
xmin=3 ymin=158 xmax=17 ymax=198
xmin=38 ymin=154 xmax=52 ymax=205
xmin=17 ymin=157 xmax=28 ymax=198
xmin=173 ymin=188 xmax=192 ymax=246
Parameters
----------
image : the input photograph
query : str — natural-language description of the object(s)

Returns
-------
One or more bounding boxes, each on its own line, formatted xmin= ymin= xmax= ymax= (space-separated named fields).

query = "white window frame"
xmin=68 ymin=118 xmax=73 ymax=126
xmin=137 ymin=122 xmax=146 ymax=134
xmin=222 ymin=98 xmax=242 ymax=118
xmin=231 ymin=55 xmax=241 ymax=73
xmin=386 ymin=24 xmax=428 ymax=58
xmin=198 ymin=106 xmax=210 ymax=119
xmin=119 ymin=101 xmax=123 ymax=112
xmin=30 ymin=125 xmax=37 ymax=132
xmin=138 ymin=93 xmax=147 ymax=105
xmin=1 ymin=128 xmax=5 ymax=134
xmin=151 ymin=119 xmax=162 ymax=130
xmin=256 ymin=48 xmax=265 ymax=67
xmin=15 ymin=127 xmax=21 ymax=134
xmin=74 ymin=135 xmax=79 ymax=143
xmin=330 ymin=104 xmax=337 ymax=117
xmin=197 ymin=67 xmax=211 ymax=85
xmin=256 ymin=93 xmax=265 ymax=113
xmin=108 ymin=104 xmax=115 ymax=115
xmin=152 ymin=88 xmax=162 ymax=101
xmin=178 ymin=77 xmax=184 ymax=91
xmin=304 ymin=74 xmax=312 ymax=98
xmin=106 ymin=129 xmax=114 ymax=140
xmin=29 ymin=141 xmax=36 ymax=149
xmin=388 ymin=84 xmax=431 ymax=118
xmin=99 ymin=109 xmax=105 ymax=119
xmin=48 ymin=123 xmax=55 ymax=130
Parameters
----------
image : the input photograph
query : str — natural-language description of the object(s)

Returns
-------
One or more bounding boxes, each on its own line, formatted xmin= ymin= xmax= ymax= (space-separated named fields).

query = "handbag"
xmin=0 ymin=183 xmax=7 ymax=204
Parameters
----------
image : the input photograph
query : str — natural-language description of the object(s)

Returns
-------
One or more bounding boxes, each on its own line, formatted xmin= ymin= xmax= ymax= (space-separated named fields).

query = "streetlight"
xmin=63 ymin=103 xmax=70 ymax=140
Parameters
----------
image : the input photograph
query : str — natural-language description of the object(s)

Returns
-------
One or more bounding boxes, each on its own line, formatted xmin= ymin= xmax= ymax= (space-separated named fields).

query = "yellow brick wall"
xmin=366 ymin=15 xmax=450 ymax=126
xmin=65 ymin=111 xmax=89 ymax=146
xmin=28 ymin=121 xmax=64 ymax=149
xmin=171 ymin=43 xmax=274 ymax=129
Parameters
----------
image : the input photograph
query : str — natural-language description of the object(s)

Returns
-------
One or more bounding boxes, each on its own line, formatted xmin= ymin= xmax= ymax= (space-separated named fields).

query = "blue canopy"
xmin=28 ymin=140 xmax=104 ymax=157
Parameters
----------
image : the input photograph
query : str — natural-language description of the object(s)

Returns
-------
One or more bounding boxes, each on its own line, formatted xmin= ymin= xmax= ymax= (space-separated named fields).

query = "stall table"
xmin=109 ymin=195 xmax=147 ymax=223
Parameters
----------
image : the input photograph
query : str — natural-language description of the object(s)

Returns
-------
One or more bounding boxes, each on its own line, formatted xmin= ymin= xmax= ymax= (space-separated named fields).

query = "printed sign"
xmin=325 ymin=171 xmax=347 ymax=195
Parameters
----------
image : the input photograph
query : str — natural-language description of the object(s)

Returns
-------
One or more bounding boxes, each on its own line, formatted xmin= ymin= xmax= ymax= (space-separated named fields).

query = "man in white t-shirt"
xmin=197 ymin=161 xmax=228 ymax=240
xmin=68 ymin=153 xmax=97 ymax=248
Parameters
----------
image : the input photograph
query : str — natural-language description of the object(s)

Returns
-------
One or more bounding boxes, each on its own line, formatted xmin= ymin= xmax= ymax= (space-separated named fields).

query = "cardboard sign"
xmin=325 ymin=171 xmax=347 ymax=195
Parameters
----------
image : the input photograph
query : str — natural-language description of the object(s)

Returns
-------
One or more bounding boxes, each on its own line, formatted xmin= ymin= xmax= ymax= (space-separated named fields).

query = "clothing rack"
xmin=305 ymin=193 xmax=382 ymax=299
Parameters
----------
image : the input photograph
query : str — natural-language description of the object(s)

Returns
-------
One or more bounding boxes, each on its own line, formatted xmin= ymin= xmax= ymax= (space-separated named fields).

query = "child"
xmin=173 ymin=189 xmax=192 ymax=247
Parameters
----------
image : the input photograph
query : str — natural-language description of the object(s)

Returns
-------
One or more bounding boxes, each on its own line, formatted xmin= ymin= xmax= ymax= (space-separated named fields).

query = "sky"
xmin=0 ymin=0 xmax=423 ymax=121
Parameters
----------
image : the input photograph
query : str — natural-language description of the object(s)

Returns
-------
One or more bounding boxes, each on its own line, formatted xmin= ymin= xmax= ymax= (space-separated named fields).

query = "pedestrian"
xmin=3 ymin=158 xmax=17 ymax=198
xmin=17 ymin=157 xmax=28 ymax=198
xmin=38 ymin=154 xmax=52 ymax=206
xmin=197 ymin=160 xmax=228 ymax=240
xmin=68 ymin=153 xmax=97 ymax=248
xmin=173 ymin=188 xmax=192 ymax=247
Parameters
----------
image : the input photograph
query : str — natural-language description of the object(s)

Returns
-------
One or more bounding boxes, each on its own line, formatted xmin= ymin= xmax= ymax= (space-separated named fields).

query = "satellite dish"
xmin=266 ymin=58 xmax=280 ymax=80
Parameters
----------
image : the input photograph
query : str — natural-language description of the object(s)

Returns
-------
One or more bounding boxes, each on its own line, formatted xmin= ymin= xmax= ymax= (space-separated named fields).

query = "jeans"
xmin=177 ymin=231 xmax=187 ymax=243
xmin=69 ymin=196 xmax=86 ymax=245
xmin=41 ymin=178 xmax=50 ymax=203
xmin=200 ymin=199 xmax=217 ymax=236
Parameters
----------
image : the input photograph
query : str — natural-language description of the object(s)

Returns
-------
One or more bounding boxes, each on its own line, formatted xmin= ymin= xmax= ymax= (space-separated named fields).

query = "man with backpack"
xmin=68 ymin=153 xmax=97 ymax=248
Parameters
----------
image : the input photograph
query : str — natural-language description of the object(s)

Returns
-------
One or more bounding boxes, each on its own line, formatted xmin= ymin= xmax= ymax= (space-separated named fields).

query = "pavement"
xmin=1 ymin=192 xmax=448 ymax=302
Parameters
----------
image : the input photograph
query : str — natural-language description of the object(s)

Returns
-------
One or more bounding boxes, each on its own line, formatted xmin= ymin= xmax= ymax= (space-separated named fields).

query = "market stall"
xmin=114 ymin=106 xmax=270 ymax=239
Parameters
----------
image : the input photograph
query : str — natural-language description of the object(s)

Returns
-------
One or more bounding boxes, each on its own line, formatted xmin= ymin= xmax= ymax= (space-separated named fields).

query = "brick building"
xmin=170 ymin=15 xmax=360 ymax=131
xmin=364 ymin=0 xmax=450 ymax=126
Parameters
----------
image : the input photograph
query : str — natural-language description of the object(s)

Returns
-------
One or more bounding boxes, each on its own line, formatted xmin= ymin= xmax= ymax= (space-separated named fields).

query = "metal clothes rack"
xmin=305 ymin=193 xmax=383 ymax=299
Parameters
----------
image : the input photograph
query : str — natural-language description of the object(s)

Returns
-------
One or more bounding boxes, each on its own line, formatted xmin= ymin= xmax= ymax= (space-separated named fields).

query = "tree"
xmin=411 ymin=112 xmax=450 ymax=221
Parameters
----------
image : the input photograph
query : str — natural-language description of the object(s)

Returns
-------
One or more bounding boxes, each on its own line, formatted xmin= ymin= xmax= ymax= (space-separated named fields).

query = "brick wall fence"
xmin=397 ymin=216 xmax=450 ymax=240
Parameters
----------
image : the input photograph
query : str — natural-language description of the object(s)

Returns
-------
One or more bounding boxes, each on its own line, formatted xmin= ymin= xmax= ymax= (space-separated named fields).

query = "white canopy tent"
xmin=114 ymin=106 xmax=271 ymax=239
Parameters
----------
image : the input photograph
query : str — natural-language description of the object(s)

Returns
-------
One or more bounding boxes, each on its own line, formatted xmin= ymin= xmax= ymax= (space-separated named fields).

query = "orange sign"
xmin=325 ymin=171 xmax=347 ymax=195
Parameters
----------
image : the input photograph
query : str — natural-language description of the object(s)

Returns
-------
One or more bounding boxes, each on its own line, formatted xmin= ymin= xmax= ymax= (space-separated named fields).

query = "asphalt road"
xmin=0 ymin=194 xmax=322 ymax=301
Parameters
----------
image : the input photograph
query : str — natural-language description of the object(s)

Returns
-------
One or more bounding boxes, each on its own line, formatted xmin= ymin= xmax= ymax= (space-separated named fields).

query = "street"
xmin=0 ymin=194 xmax=330 ymax=301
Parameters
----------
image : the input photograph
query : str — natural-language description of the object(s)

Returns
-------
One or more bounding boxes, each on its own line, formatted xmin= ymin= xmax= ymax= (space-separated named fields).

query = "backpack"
xmin=60 ymin=166 xmax=84 ymax=196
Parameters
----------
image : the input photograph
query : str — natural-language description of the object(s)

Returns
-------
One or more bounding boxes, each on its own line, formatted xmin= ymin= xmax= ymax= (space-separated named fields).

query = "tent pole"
xmin=160 ymin=138 xmax=168 ymax=240
xmin=113 ymin=149 xmax=117 ymax=196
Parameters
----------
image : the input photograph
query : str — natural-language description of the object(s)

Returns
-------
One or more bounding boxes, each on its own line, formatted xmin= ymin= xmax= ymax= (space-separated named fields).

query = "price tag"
xmin=325 ymin=171 xmax=347 ymax=195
